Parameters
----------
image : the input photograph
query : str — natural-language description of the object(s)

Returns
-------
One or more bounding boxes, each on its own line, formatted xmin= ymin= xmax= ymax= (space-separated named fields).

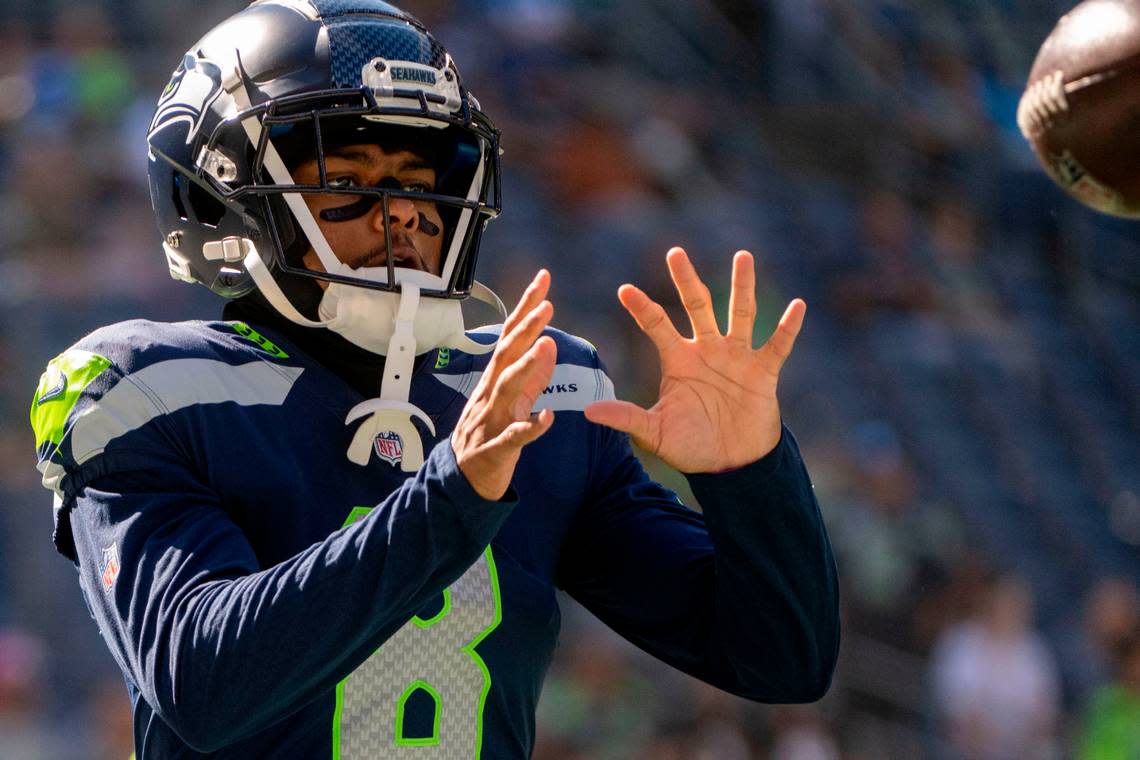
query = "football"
xmin=1018 ymin=0 xmax=1140 ymax=217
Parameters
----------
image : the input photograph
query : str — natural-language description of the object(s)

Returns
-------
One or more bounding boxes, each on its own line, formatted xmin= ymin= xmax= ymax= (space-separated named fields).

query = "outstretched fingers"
xmin=451 ymin=320 xmax=557 ymax=501
xmin=484 ymin=297 xmax=553 ymax=389
xmin=503 ymin=269 xmax=550 ymax=335
xmin=666 ymin=247 xmax=720 ymax=339
xmin=617 ymin=284 xmax=682 ymax=354
xmin=727 ymin=250 xmax=757 ymax=343
xmin=494 ymin=335 xmax=557 ymax=421
xmin=482 ymin=269 xmax=551 ymax=379
xmin=493 ymin=336 xmax=557 ymax=447
xmin=760 ymin=298 xmax=807 ymax=375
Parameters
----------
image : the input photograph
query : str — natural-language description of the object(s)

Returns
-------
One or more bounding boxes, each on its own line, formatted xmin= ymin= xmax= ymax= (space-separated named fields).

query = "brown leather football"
xmin=1019 ymin=0 xmax=1140 ymax=217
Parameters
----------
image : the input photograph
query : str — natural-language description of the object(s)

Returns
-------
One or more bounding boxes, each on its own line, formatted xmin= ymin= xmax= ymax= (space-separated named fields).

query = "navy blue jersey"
xmin=31 ymin=318 xmax=838 ymax=758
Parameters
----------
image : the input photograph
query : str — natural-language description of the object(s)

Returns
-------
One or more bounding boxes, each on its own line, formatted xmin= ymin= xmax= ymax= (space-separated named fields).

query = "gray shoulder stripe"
xmin=433 ymin=363 xmax=615 ymax=412
xmin=127 ymin=371 xmax=167 ymax=414
xmin=70 ymin=358 xmax=304 ymax=464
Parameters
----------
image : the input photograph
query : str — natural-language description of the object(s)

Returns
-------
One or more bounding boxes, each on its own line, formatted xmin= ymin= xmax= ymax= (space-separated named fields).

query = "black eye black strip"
xmin=417 ymin=213 xmax=440 ymax=236
xmin=319 ymin=196 xmax=375 ymax=222
xmin=318 ymin=197 xmax=441 ymax=237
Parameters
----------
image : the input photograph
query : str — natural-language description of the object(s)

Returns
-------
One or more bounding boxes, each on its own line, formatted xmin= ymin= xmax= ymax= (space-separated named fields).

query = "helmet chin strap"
xmin=245 ymin=242 xmax=506 ymax=470
xmin=344 ymin=282 xmax=435 ymax=469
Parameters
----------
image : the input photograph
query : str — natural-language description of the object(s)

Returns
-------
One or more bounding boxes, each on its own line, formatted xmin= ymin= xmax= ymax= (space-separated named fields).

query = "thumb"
xmin=584 ymin=400 xmax=657 ymax=452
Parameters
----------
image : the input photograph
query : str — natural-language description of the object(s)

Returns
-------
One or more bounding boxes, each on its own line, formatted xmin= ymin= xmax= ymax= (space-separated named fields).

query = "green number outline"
xmin=394 ymin=680 xmax=442 ymax=746
xmin=465 ymin=546 xmax=502 ymax=759
xmin=331 ymin=507 xmax=502 ymax=758
xmin=411 ymin=589 xmax=452 ymax=628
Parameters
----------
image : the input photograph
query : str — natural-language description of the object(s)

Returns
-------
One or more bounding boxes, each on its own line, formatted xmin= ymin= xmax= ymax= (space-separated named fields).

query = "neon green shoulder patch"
xmin=342 ymin=506 xmax=373 ymax=528
xmin=30 ymin=350 xmax=113 ymax=449
xmin=230 ymin=321 xmax=289 ymax=359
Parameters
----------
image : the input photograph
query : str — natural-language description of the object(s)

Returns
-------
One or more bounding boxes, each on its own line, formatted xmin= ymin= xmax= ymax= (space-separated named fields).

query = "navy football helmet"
xmin=146 ymin=0 xmax=501 ymax=310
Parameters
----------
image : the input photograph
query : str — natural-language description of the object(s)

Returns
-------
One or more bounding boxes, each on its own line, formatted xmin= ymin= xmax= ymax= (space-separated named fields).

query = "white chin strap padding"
xmin=380 ymin=282 xmax=420 ymax=398
xmin=344 ymin=284 xmax=430 ymax=469
xmin=449 ymin=280 xmax=507 ymax=356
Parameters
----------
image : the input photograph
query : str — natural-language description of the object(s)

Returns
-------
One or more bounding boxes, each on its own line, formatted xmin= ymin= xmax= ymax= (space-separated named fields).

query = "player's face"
xmin=292 ymin=144 xmax=445 ymax=284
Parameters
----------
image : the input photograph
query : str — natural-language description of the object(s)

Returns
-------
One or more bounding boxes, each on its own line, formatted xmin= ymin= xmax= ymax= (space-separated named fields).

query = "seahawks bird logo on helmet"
xmin=148 ymin=55 xmax=224 ymax=146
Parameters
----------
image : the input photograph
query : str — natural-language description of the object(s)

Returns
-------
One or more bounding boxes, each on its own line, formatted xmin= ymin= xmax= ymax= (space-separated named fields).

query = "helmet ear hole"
xmin=171 ymin=175 xmax=189 ymax=221
xmin=188 ymin=180 xmax=227 ymax=228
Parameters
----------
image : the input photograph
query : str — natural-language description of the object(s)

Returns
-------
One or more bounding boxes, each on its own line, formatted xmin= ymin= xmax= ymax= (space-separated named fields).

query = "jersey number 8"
xmin=333 ymin=507 xmax=502 ymax=758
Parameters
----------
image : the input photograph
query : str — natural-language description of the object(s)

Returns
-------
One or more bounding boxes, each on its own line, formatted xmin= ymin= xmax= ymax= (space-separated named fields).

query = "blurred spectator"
xmin=931 ymin=575 xmax=1060 ymax=759
xmin=1059 ymin=578 xmax=1140 ymax=709
xmin=0 ymin=628 xmax=68 ymax=758
xmin=83 ymin=675 xmax=135 ymax=760
xmin=54 ymin=6 xmax=134 ymax=126
xmin=1077 ymin=625 xmax=1140 ymax=760
xmin=924 ymin=193 xmax=1038 ymax=383
xmin=768 ymin=704 xmax=841 ymax=760
xmin=927 ymin=195 xmax=1001 ymax=331
xmin=901 ymin=36 xmax=992 ymax=189
xmin=534 ymin=631 xmax=657 ymax=759
xmin=912 ymin=552 xmax=994 ymax=655
xmin=27 ymin=5 xmax=133 ymax=134
xmin=828 ymin=188 xmax=939 ymax=324
xmin=684 ymin=681 xmax=756 ymax=760
xmin=824 ymin=420 xmax=965 ymax=648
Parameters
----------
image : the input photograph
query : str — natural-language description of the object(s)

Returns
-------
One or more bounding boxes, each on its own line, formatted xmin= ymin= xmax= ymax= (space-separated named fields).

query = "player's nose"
xmin=374 ymin=196 xmax=418 ymax=233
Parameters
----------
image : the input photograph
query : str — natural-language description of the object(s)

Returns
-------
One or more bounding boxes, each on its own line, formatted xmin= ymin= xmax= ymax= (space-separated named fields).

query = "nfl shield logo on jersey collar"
xmin=373 ymin=431 xmax=404 ymax=466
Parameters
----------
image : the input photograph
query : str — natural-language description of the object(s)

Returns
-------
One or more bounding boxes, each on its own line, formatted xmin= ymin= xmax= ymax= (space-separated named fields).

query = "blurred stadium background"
xmin=0 ymin=0 xmax=1138 ymax=757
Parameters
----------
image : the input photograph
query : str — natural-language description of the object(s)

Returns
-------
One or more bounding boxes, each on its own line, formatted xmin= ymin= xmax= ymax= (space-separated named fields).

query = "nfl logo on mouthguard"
xmin=374 ymin=431 xmax=404 ymax=466
xmin=101 ymin=543 xmax=120 ymax=592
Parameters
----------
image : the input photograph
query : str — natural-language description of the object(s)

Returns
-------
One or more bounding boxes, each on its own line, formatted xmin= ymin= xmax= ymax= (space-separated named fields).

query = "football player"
xmin=30 ymin=1 xmax=839 ymax=757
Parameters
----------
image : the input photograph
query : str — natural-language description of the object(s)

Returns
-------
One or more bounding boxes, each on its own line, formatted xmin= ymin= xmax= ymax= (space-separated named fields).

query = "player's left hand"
xmin=584 ymin=247 xmax=805 ymax=473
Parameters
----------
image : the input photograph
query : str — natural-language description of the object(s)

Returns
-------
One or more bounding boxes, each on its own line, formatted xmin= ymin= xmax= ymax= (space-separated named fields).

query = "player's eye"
xmin=356 ymin=177 xmax=435 ymax=194
xmin=327 ymin=176 xmax=358 ymax=189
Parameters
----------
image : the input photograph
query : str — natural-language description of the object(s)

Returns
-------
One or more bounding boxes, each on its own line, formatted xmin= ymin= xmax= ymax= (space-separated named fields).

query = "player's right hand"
xmin=451 ymin=270 xmax=556 ymax=500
